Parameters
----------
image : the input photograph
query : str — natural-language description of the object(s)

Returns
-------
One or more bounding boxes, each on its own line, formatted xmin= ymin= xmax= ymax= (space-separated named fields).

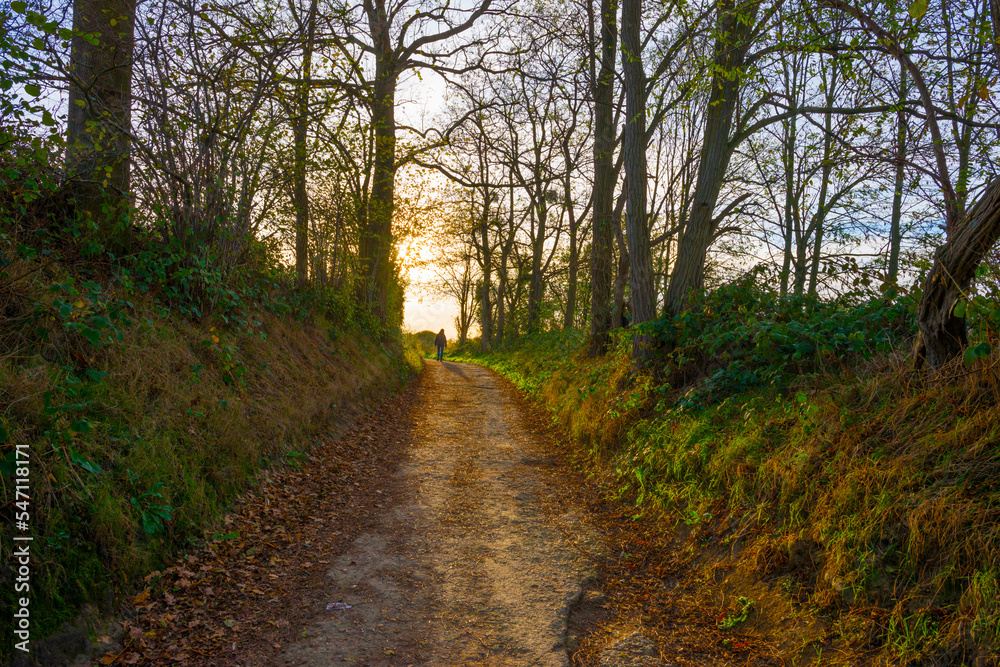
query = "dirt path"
xmin=277 ymin=361 xmax=604 ymax=666
xmin=105 ymin=361 xmax=781 ymax=667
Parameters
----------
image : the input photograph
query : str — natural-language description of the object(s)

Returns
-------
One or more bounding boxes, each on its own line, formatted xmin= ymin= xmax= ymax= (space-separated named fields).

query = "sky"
xmin=397 ymin=72 xmax=464 ymax=341
xmin=403 ymin=291 xmax=460 ymax=339
xmin=399 ymin=223 xmax=465 ymax=340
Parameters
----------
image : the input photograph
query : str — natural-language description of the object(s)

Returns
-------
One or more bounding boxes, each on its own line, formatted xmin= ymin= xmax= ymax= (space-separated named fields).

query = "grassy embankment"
xmin=1 ymin=220 xmax=420 ymax=660
xmin=453 ymin=288 xmax=1000 ymax=665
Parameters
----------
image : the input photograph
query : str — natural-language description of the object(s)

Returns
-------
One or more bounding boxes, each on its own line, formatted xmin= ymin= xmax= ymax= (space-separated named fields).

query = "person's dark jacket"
xmin=434 ymin=331 xmax=447 ymax=347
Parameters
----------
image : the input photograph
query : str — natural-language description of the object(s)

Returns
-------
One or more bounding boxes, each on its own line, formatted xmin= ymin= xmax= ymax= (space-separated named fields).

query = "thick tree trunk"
xmin=65 ymin=0 xmax=136 ymax=233
xmin=663 ymin=0 xmax=758 ymax=316
xmin=916 ymin=178 xmax=1000 ymax=367
xmin=621 ymin=0 xmax=655 ymax=364
xmin=354 ymin=0 xmax=400 ymax=327
xmin=357 ymin=58 xmax=397 ymax=324
xmin=587 ymin=0 xmax=618 ymax=355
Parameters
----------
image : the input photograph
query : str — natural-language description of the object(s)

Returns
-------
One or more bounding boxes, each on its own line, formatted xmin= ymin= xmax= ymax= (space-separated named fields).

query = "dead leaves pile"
xmin=99 ymin=386 xmax=418 ymax=666
xmin=572 ymin=499 xmax=779 ymax=667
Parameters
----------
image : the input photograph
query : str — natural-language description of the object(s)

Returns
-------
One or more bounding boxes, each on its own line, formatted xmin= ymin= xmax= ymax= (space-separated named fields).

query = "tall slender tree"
xmin=292 ymin=0 xmax=318 ymax=287
xmin=620 ymin=0 xmax=656 ymax=363
xmin=588 ymin=0 xmax=619 ymax=354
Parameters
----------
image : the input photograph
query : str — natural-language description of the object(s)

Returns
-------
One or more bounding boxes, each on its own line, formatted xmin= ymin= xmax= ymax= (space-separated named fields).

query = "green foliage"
xmin=718 ymin=596 xmax=755 ymax=629
xmin=452 ymin=328 xmax=589 ymax=396
xmin=129 ymin=482 xmax=174 ymax=536
xmin=406 ymin=329 xmax=438 ymax=357
xmin=652 ymin=269 xmax=915 ymax=409
xmin=0 ymin=179 xmax=407 ymax=659
xmin=466 ymin=271 xmax=1000 ymax=663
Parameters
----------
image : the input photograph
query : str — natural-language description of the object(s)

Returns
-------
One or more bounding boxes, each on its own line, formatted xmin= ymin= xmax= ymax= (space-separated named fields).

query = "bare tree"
xmin=332 ymin=0 xmax=505 ymax=328
xmin=825 ymin=0 xmax=1000 ymax=366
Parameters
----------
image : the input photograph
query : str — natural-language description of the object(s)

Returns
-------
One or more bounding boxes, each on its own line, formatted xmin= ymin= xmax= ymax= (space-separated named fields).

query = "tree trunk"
xmin=357 ymin=75 xmax=397 ymax=323
xmin=527 ymin=191 xmax=547 ymax=333
xmin=588 ymin=0 xmax=618 ymax=355
xmin=663 ymin=0 xmax=759 ymax=316
xmin=779 ymin=60 xmax=798 ymax=298
xmin=807 ymin=59 xmax=838 ymax=296
xmin=612 ymin=213 xmax=629 ymax=329
xmin=621 ymin=0 xmax=655 ymax=364
xmin=807 ymin=218 xmax=824 ymax=296
xmin=458 ymin=252 xmax=472 ymax=345
xmin=479 ymin=189 xmax=493 ymax=351
xmin=65 ymin=0 xmax=136 ymax=234
xmin=565 ymin=214 xmax=579 ymax=329
xmin=779 ymin=129 xmax=795 ymax=297
xmin=563 ymin=137 xmax=581 ymax=330
xmin=496 ymin=265 xmax=507 ymax=344
xmin=357 ymin=0 xmax=398 ymax=327
xmin=888 ymin=65 xmax=908 ymax=283
xmin=916 ymin=179 xmax=1000 ymax=367
xmin=797 ymin=132 xmax=831 ymax=296
xmin=293 ymin=0 xmax=317 ymax=289
xmin=497 ymin=178 xmax=516 ymax=345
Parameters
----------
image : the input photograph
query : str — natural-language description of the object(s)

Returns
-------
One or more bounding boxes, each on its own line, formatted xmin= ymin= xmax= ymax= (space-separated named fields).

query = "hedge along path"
xmin=276 ymin=361 xmax=605 ymax=666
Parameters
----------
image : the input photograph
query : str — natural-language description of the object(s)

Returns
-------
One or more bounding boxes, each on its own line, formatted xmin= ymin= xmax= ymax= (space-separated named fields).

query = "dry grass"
xmin=0 ymin=262 xmax=417 ymax=653
xmin=469 ymin=335 xmax=1000 ymax=665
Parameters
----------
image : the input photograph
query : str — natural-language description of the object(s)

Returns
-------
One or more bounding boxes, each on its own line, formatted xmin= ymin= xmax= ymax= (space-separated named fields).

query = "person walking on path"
xmin=434 ymin=329 xmax=447 ymax=361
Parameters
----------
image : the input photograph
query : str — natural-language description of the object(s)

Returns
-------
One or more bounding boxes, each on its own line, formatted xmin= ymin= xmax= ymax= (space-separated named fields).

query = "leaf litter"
xmin=99 ymin=383 xmax=419 ymax=666
xmin=99 ymin=366 xmax=788 ymax=667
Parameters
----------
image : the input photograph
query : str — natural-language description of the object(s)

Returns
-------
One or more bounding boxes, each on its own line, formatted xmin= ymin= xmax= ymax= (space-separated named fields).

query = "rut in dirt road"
xmin=277 ymin=361 xmax=605 ymax=666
